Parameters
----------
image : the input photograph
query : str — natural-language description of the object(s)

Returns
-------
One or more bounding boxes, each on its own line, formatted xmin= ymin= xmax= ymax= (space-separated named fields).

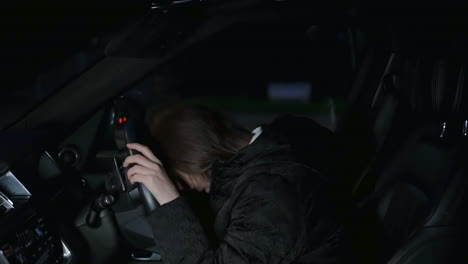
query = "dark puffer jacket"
xmin=147 ymin=115 xmax=345 ymax=264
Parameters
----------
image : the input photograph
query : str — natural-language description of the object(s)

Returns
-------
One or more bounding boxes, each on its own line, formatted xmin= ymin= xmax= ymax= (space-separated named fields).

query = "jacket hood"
xmin=209 ymin=114 xmax=338 ymax=213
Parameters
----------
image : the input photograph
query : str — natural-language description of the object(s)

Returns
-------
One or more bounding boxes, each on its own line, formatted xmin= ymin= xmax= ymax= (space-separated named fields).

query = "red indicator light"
xmin=118 ymin=118 xmax=123 ymax=124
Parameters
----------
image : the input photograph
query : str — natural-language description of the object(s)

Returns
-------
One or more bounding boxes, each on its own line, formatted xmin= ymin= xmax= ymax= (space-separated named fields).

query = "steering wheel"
xmin=123 ymin=121 xmax=159 ymax=214
xmin=98 ymin=98 xmax=163 ymax=261
xmin=113 ymin=98 xmax=159 ymax=215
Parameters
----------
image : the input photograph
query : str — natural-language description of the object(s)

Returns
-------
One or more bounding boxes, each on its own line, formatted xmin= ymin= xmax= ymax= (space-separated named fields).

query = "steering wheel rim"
xmin=113 ymin=98 xmax=160 ymax=215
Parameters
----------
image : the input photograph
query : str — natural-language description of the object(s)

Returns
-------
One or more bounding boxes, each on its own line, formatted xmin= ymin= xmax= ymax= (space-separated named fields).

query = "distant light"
xmin=118 ymin=118 xmax=123 ymax=124
xmin=268 ymin=82 xmax=312 ymax=102
xmin=123 ymin=117 xmax=127 ymax=122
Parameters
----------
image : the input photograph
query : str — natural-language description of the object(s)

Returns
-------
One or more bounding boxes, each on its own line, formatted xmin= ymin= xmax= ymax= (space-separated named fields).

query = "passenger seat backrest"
xmin=348 ymin=54 xmax=468 ymax=264
xmin=374 ymin=55 xmax=468 ymax=263
xmin=386 ymin=153 xmax=467 ymax=264
xmin=373 ymin=133 xmax=459 ymax=260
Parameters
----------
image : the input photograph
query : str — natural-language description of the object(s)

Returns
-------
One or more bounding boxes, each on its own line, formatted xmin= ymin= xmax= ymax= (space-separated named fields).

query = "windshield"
xmin=1 ymin=0 xmax=143 ymax=131
xmin=1 ymin=47 xmax=103 ymax=130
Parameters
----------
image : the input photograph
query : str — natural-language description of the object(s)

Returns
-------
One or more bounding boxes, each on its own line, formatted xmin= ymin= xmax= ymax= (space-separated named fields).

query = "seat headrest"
xmin=384 ymin=55 xmax=468 ymax=132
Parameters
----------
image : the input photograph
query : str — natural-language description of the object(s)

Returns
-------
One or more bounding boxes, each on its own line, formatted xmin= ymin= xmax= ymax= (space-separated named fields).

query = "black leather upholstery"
xmin=347 ymin=53 xmax=468 ymax=264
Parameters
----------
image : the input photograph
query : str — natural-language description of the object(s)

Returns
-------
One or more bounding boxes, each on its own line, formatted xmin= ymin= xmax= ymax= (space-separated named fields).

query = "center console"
xmin=0 ymin=213 xmax=67 ymax=264
xmin=0 ymin=171 xmax=71 ymax=264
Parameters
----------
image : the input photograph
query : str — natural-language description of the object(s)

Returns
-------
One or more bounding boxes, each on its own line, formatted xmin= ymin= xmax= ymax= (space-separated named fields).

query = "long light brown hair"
xmin=147 ymin=102 xmax=251 ymax=188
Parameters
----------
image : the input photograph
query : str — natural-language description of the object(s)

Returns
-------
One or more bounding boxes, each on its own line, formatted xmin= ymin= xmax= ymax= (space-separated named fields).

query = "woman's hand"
xmin=123 ymin=143 xmax=180 ymax=206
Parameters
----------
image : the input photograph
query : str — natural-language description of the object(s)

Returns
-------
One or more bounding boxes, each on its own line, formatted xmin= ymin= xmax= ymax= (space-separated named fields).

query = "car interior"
xmin=1 ymin=0 xmax=467 ymax=263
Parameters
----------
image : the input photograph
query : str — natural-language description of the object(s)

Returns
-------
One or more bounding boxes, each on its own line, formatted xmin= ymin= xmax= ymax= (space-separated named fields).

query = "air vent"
xmin=0 ymin=191 xmax=14 ymax=216
xmin=0 ymin=171 xmax=31 ymax=200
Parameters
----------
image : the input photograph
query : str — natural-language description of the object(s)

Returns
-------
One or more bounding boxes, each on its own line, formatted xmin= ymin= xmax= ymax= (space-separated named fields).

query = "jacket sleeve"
xmin=147 ymin=182 xmax=300 ymax=264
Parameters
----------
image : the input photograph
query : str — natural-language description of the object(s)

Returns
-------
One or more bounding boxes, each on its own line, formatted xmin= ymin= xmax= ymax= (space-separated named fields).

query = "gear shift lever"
xmin=86 ymin=194 xmax=116 ymax=227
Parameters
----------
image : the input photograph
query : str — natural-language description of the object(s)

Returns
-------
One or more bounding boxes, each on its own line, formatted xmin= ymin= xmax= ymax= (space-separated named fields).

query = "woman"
xmin=123 ymin=103 xmax=345 ymax=264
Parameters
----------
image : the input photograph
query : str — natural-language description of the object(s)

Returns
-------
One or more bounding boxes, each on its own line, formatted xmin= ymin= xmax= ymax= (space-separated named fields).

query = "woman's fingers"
xmin=128 ymin=173 xmax=148 ymax=185
xmin=126 ymin=143 xmax=162 ymax=165
xmin=126 ymin=165 xmax=155 ymax=179
xmin=123 ymin=154 xmax=159 ymax=169
xmin=123 ymin=143 xmax=180 ymax=205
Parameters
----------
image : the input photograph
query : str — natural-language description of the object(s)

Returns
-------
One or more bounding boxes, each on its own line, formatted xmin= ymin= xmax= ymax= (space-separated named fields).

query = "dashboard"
xmin=0 ymin=99 xmax=159 ymax=264
xmin=0 ymin=171 xmax=72 ymax=264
